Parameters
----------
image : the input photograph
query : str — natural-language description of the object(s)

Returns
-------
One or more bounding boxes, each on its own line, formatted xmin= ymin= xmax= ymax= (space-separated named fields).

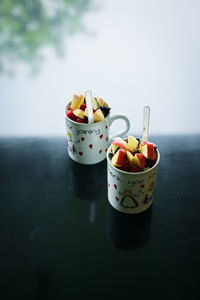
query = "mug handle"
xmin=109 ymin=114 xmax=130 ymax=141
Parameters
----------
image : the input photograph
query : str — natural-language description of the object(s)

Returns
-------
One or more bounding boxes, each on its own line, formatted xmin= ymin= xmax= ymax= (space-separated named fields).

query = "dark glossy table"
xmin=0 ymin=136 xmax=200 ymax=299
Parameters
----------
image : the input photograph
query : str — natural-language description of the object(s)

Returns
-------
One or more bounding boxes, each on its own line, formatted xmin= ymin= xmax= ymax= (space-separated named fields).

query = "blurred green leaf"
xmin=0 ymin=0 xmax=95 ymax=74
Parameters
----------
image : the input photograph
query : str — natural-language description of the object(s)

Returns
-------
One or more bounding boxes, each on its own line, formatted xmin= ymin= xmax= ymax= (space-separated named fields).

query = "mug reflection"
xmin=106 ymin=202 xmax=152 ymax=250
xmin=67 ymin=158 xmax=107 ymax=223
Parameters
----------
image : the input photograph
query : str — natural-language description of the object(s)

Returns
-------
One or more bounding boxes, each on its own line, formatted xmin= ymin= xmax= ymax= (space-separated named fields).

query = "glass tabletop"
xmin=0 ymin=135 xmax=200 ymax=299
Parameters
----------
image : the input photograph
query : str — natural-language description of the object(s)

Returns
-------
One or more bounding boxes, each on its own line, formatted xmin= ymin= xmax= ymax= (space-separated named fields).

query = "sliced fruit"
xmin=119 ymin=157 xmax=130 ymax=171
xmin=92 ymin=97 xmax=99 ymax=110
xmin=126 ymin=151 xmax=141 ymax=166
xmin=71 ymin=92 xmax=84 ymax=110
xmin=126 ymin=151 xmax=134 ymax=164
xmin=140 ymin=142 xmax=155 ymax=160
xmin=112 ymin=138 xmax=129 ymax=151
xmin=133 ymin=153 xmax=146 ymax=168
xmin=76 ymin=118 xmax=85 ymax=123
xmin=94 ymin=108 xmax=104 ymax=122
xmin=84 ymin=108 xmax=88 ymax=117
xmin=66 ymin=110 xmax=77 ymax=121
xmin=111 ymin=149 xmax=126 ymax=167
xmin=129 ymin=165 xmax=143 ymax=173
xmin=73 ymin=108 xmax=85 ymax=119
xmin=111 ymin=144 xmax=119 ymax=155
xmin=80 ymin=103 xmax=86 ymax=110
xmin=128 ymin=136 xmax=138 ymax=152
xmin=97 ymin=96 xmax=104 ymax=107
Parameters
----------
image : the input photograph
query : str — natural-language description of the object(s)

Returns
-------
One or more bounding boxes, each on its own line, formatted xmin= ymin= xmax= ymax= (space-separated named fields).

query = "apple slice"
xmin=126 ymin=151 xmax=142 ymax=166
xmin=92 ymin=98 xmax=99 ymax=110
xmin=97 ymin=96 xmax=104 ymax=107
xmin=111 ymin=144 xmax=119 ymax=154
xmin=128 ymin=136 xmax=138 ymax=152
xmin=129 ymin=165 xmax=143 ymax=173
xmin=71 ymin=92 xmax=84 ymax=110
xmin=112 ymin=138 xmax=129 ymax=151
xmin=119 ymin=157 xmax=130 ymax=171
xmin=84 ymin=108 xmax=88 ymax=117
xmin=126 ymin=151 xmax=135 ymax=164
xmin=94 ymin=108 xmax=104 ymax=122
xmin=73 ymin=108 xmax=85 ymax=119
xmin=133 ymin=153 xmax=146 ymax=168
xmin=140 ymin=142 xmax=155 ymax=160
xmin=66 ymin=110 xmax=77 ymax=121
xmin=111 ymin=149 xmax=126 ymax=167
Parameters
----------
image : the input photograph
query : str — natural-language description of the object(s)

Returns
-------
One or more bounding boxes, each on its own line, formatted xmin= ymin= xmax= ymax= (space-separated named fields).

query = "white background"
xmin=0 ymin=0 xmax=199 ymax=137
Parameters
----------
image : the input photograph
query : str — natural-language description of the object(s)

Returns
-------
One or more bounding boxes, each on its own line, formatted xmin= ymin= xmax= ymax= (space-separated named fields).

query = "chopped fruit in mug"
xmin=94 ymin=109 xmax=104 ymax=122
xmin=76 ymin=118 xmax=86 ymax=123
xmin=66 ymin=92 xmax=111 ymax=123
xmin=73 ymin=108 xmax=85 ymax=119
xmin=71 ymin=92 xmax=84 ymax=110
xmin=110 ymin=135 xmax=157 ymax=173
xmin=112 ymin=138 xmax=130 ymax=151
xmin=66 ymin=110 xmax=77 ymax=121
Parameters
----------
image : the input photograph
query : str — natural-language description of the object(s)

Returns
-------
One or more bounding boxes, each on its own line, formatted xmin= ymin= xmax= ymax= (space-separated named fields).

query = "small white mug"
xmin=107 ymin=144 xmax=160 ymax=214
xmin=65 ymin=102 xmax=130 ymax=165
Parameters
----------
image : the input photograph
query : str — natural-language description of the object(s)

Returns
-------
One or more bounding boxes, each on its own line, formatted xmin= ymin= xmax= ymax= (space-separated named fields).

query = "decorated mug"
xmin=107 ymin=144 xmax=160 ymax=214
xmin=65 ymin=102 xmax=130 ymax=164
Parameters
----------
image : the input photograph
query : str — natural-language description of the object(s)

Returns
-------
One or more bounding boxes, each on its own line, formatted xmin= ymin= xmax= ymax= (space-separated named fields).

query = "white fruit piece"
xmin=112 ymin=149 xmax=126 ymax=167
xmin=73 ymin=108 xmax=85 ymax=119
xmin=126 ymin=151 xmax=138 ymax=166
xmin=134 ymin=153 xmax=146 ymax=168
xmin=97 ymin=96 xmax=104 ymax=107
xmin=128 ymin=136 xmax=138 ymax=152
xmin=71 ymin=92 xmax=84 ymax=110
xmin=111 ymin=144 xmax=119 ymax=155
xmin=94 ymin=109 xmax=104 ymax=122
xmin=140 ymin=143 xmax=155 ymax=160
xmin=92 ymin=98 xmax=99 ymax=110
xmin=84 ymin=108 xmax=88 ymax=117
xmin=112 ymin=138 xmax=130 ymax=151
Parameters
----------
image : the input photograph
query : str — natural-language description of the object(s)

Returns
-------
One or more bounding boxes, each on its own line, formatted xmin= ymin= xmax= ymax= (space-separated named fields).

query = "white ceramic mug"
xmin=65 ymin=102 xmax=130 ymax=165
xmin=107 ymin=144 xmax=160 ymax=214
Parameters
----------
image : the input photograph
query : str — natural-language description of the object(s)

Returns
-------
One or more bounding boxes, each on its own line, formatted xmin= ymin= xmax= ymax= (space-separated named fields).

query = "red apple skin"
xmin=141 ymin=143 xmax=155 ymax=160
xmin=80 ymin=104 xmax=86 ymax=110
xmin=129 ymin=165 xmax=143 ymax=173
xmin=115 ymin=149 xmax=126 ymax=165
xmin=67 ymin=110 xmax=77 ymax=121
xmin=112 ymin=139 xmax=129 ymax=151
xmin=76 ymin=118 xmax=85 ymax=123
xmin=146 ymin=143 xmax=155 ymax=160
xmin=119 ymin=157 xmax=130 ymax=171
xmin=135 ymin=153 xmax=146 ymax=168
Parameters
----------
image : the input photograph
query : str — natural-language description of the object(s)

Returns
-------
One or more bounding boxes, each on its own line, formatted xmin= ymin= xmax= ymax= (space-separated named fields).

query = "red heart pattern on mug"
xmin=81 ymin=137 xmax=85 ymax=141
xmin=89 ymin=144 xmax=93 ymax=149
xmin=114 ymin=184 xmax=117 ymax=190
xmin=99 ymin=150 xmax=102 ymax=154
xmin=79 ymin=152 xmax=83 ymax=156
xmin=115 ymin=197 xmax=119 ymax=201
xmin=100 ymin=134 xmax=103 ymax=139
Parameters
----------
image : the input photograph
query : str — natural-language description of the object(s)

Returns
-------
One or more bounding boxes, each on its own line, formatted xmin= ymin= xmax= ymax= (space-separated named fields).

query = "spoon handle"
xmin=85 ymin=90 xmax=94 ymax=124
xmin=142 ymin=106 xmax=150 ymax=143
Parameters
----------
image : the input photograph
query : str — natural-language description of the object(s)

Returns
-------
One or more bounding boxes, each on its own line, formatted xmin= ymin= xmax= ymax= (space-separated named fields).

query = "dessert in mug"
xmin=108 ymin=136 xmax=158 ymax=172
xmin=66 ymin=92 xmax=111 ymax=123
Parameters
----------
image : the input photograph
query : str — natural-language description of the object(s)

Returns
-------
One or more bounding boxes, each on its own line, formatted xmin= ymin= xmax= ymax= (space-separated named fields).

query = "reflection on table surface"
xmin=0 ymin=136 xmax=200 ymax=299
